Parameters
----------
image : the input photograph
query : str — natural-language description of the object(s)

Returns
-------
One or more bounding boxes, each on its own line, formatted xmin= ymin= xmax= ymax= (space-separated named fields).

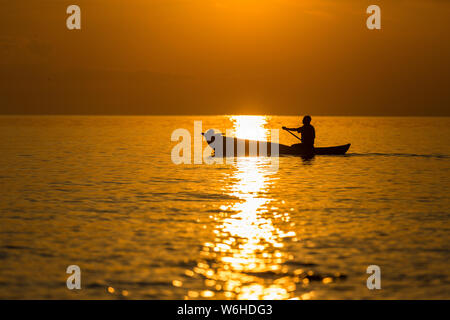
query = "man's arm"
xmin=282 ymin=126 xmax=302 ymax=133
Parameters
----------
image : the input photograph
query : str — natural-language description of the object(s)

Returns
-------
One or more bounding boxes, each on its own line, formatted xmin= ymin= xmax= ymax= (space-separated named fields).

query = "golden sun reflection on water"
xmin=186 ymin=116 xmax=309 ymax=300
xmin=229 ymin=115 xmax=270 ymax=141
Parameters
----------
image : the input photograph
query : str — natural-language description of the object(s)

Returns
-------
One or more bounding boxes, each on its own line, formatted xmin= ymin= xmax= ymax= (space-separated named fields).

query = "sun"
xmin=229 ymin=115 xmax=270 ymax=141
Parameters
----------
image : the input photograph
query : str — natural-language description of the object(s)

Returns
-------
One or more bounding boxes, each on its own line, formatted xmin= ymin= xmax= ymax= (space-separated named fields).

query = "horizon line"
xmin=0 ymin=114 xmax=449 ymax=118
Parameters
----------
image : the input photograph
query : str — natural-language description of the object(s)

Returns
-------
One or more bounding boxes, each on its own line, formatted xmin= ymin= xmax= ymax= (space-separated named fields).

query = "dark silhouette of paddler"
xmin=282 ymin=115 xmax=315 ymax=154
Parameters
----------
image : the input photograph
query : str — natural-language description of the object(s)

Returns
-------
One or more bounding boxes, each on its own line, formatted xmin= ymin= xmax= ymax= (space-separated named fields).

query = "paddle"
xmin=282 ymin=127 xmax=302 ymax=142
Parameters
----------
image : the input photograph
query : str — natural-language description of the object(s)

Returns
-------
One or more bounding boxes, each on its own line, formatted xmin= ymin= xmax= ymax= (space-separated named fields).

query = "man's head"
xmin=302 ymin=115 xmax=312 ymax=125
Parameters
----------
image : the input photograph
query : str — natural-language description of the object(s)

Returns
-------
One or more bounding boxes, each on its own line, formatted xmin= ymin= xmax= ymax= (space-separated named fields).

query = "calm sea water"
xmin=0 ymin=116 xmax=449 ymax=299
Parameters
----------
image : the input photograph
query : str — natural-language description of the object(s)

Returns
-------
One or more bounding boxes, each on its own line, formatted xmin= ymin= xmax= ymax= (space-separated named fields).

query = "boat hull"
xmin=202 ymin=133 xmax=350 ymax=157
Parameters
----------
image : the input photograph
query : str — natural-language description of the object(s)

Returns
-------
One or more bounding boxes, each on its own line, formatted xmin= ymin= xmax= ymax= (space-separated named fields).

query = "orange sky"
xmin=0 ymin=0 xmax=449 ymax=115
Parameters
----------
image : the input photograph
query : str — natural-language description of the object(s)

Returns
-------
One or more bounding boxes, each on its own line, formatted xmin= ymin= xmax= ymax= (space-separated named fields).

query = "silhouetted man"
xmin=282 ymin=115 xmax=315 ymax=152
